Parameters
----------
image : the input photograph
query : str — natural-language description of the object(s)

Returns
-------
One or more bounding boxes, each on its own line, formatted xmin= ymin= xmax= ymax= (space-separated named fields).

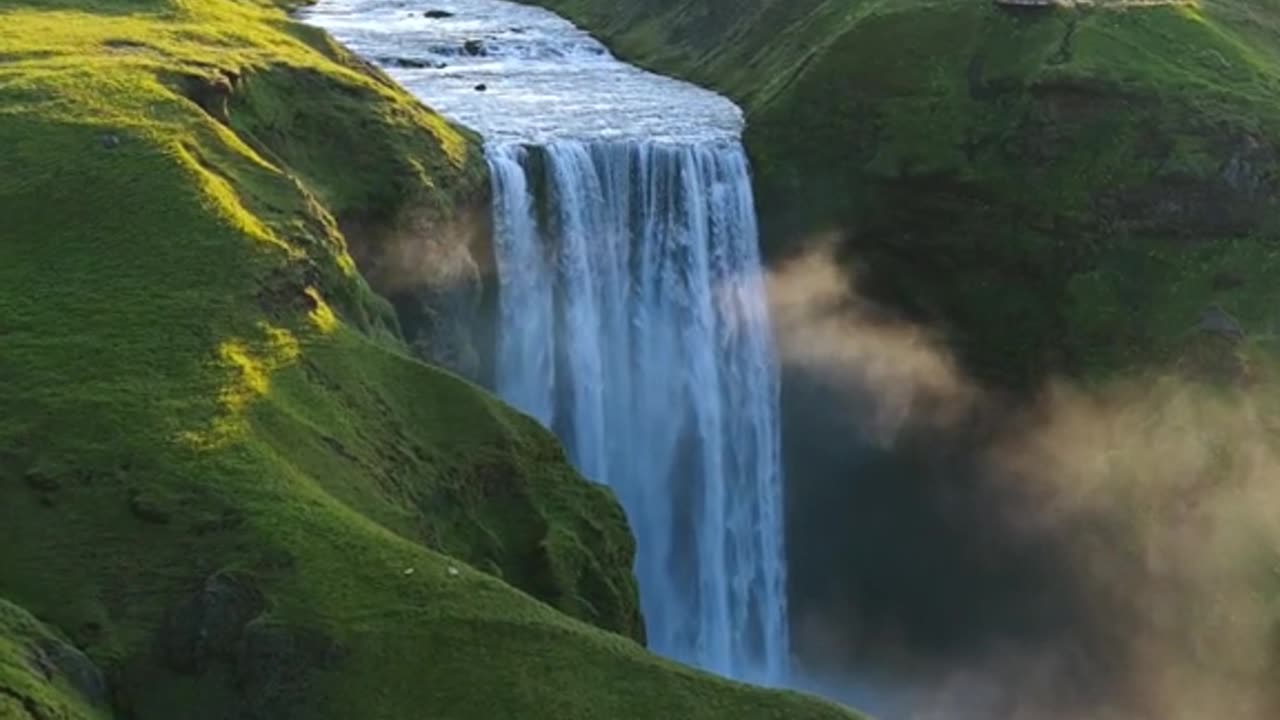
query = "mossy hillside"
xmin=0 ymin=0 xmax=632 ymax=637
xmin=0 ymin=0 xmax=859 ymax=717
xmin=530 ymin=0 xmax=1280 ymax=387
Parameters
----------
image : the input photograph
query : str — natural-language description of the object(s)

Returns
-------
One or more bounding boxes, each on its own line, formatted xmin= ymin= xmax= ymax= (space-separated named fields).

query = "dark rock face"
xmin=146 ymin=572 xmax=347 ymax=719
xmin=391 ymin=286 xmax=483 ymax=381
xmin=27 ymin=638 xmax=110 ymax=707
xmin=0 ymin=597 xmax=110 ymax=713
xmin=159 ymin=572 xmax=266 ymax=674
xmin=236 ymin=620 xmax=347 ymax=720
xmin=341 ymin=198 xmax=494 ymax=384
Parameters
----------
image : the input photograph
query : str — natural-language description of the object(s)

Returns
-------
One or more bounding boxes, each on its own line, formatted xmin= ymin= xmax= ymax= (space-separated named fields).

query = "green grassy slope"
xmin=0 ymin=1 xmax=859 ymax=717
xmin=531 ymin=0 xmax=1280 ymax=387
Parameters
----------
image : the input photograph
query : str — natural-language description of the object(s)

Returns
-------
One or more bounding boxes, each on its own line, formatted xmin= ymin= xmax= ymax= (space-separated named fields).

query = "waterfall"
xmin=301 ymin=0 xmax=792 ymax=692
xmin=487 ymin=139 xmax=789 ymax=684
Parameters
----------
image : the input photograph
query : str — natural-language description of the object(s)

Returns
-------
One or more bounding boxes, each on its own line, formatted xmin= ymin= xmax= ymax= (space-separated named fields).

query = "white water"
xmin=304 ymin=0 xmax=789 ymax=685
xmin=298 ymin=0 xmax=741 ymax=144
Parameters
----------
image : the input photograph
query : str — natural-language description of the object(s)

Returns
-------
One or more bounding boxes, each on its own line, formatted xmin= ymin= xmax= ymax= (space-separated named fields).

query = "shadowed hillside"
xmin=522 ymin=0 xmax=1280 ymax=715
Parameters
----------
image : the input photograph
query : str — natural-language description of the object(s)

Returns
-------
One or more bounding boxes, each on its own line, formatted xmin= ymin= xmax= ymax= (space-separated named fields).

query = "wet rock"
xmin=377 ymin=55 xmax=445 ymax=70
xmin=159 ymin=572 xmax=265 ymax=674
xmin=474 ymin=83 xmax=487 ymax=92
xmin=463 ymin=39 xmax=486 ymax=56
xmin=423 ymin=9 xmax=454 ymax=19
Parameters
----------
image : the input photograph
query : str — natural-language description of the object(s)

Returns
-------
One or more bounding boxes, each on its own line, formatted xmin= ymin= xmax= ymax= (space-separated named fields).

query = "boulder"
xmin=158 ymin=572 xmax=265 ymax=674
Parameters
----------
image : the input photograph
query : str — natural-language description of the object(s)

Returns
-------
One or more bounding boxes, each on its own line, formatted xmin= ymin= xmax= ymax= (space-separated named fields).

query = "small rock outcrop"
xmin=27 ymin=640 xmax=109 ymax=707
xmin=1 ymin=597 xmax=110 ymax=715
xmin=159 ymin=572 xmax=265 ymax=673
xmin=150 ymin=573 xmax=348 ymax=719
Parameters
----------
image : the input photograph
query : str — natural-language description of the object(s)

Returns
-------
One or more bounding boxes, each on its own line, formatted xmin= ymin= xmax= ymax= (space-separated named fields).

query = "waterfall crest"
xmin=488 ymin=140 xmax=789 ymax=684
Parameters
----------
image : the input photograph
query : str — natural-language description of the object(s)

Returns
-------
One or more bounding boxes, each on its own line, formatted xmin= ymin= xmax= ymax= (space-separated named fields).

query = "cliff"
xmin=0 ymin=1 xmax=857 ymax=717
xmin=528 ymin=0 xmax=1280 ymax=387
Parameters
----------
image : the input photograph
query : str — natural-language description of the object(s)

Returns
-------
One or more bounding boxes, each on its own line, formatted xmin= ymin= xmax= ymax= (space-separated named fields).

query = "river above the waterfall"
xmin=300 ymin=0 xmax=744 ymax=144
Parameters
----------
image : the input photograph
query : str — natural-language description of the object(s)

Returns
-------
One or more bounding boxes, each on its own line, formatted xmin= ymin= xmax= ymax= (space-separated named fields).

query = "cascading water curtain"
xmin=487 ymin=139 xmax=789 ymax=685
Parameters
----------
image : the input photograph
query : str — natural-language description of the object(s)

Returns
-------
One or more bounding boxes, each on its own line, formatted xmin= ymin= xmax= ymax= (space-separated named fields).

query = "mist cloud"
xmin=770 ymin=243 xmax=1280 ymax=719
